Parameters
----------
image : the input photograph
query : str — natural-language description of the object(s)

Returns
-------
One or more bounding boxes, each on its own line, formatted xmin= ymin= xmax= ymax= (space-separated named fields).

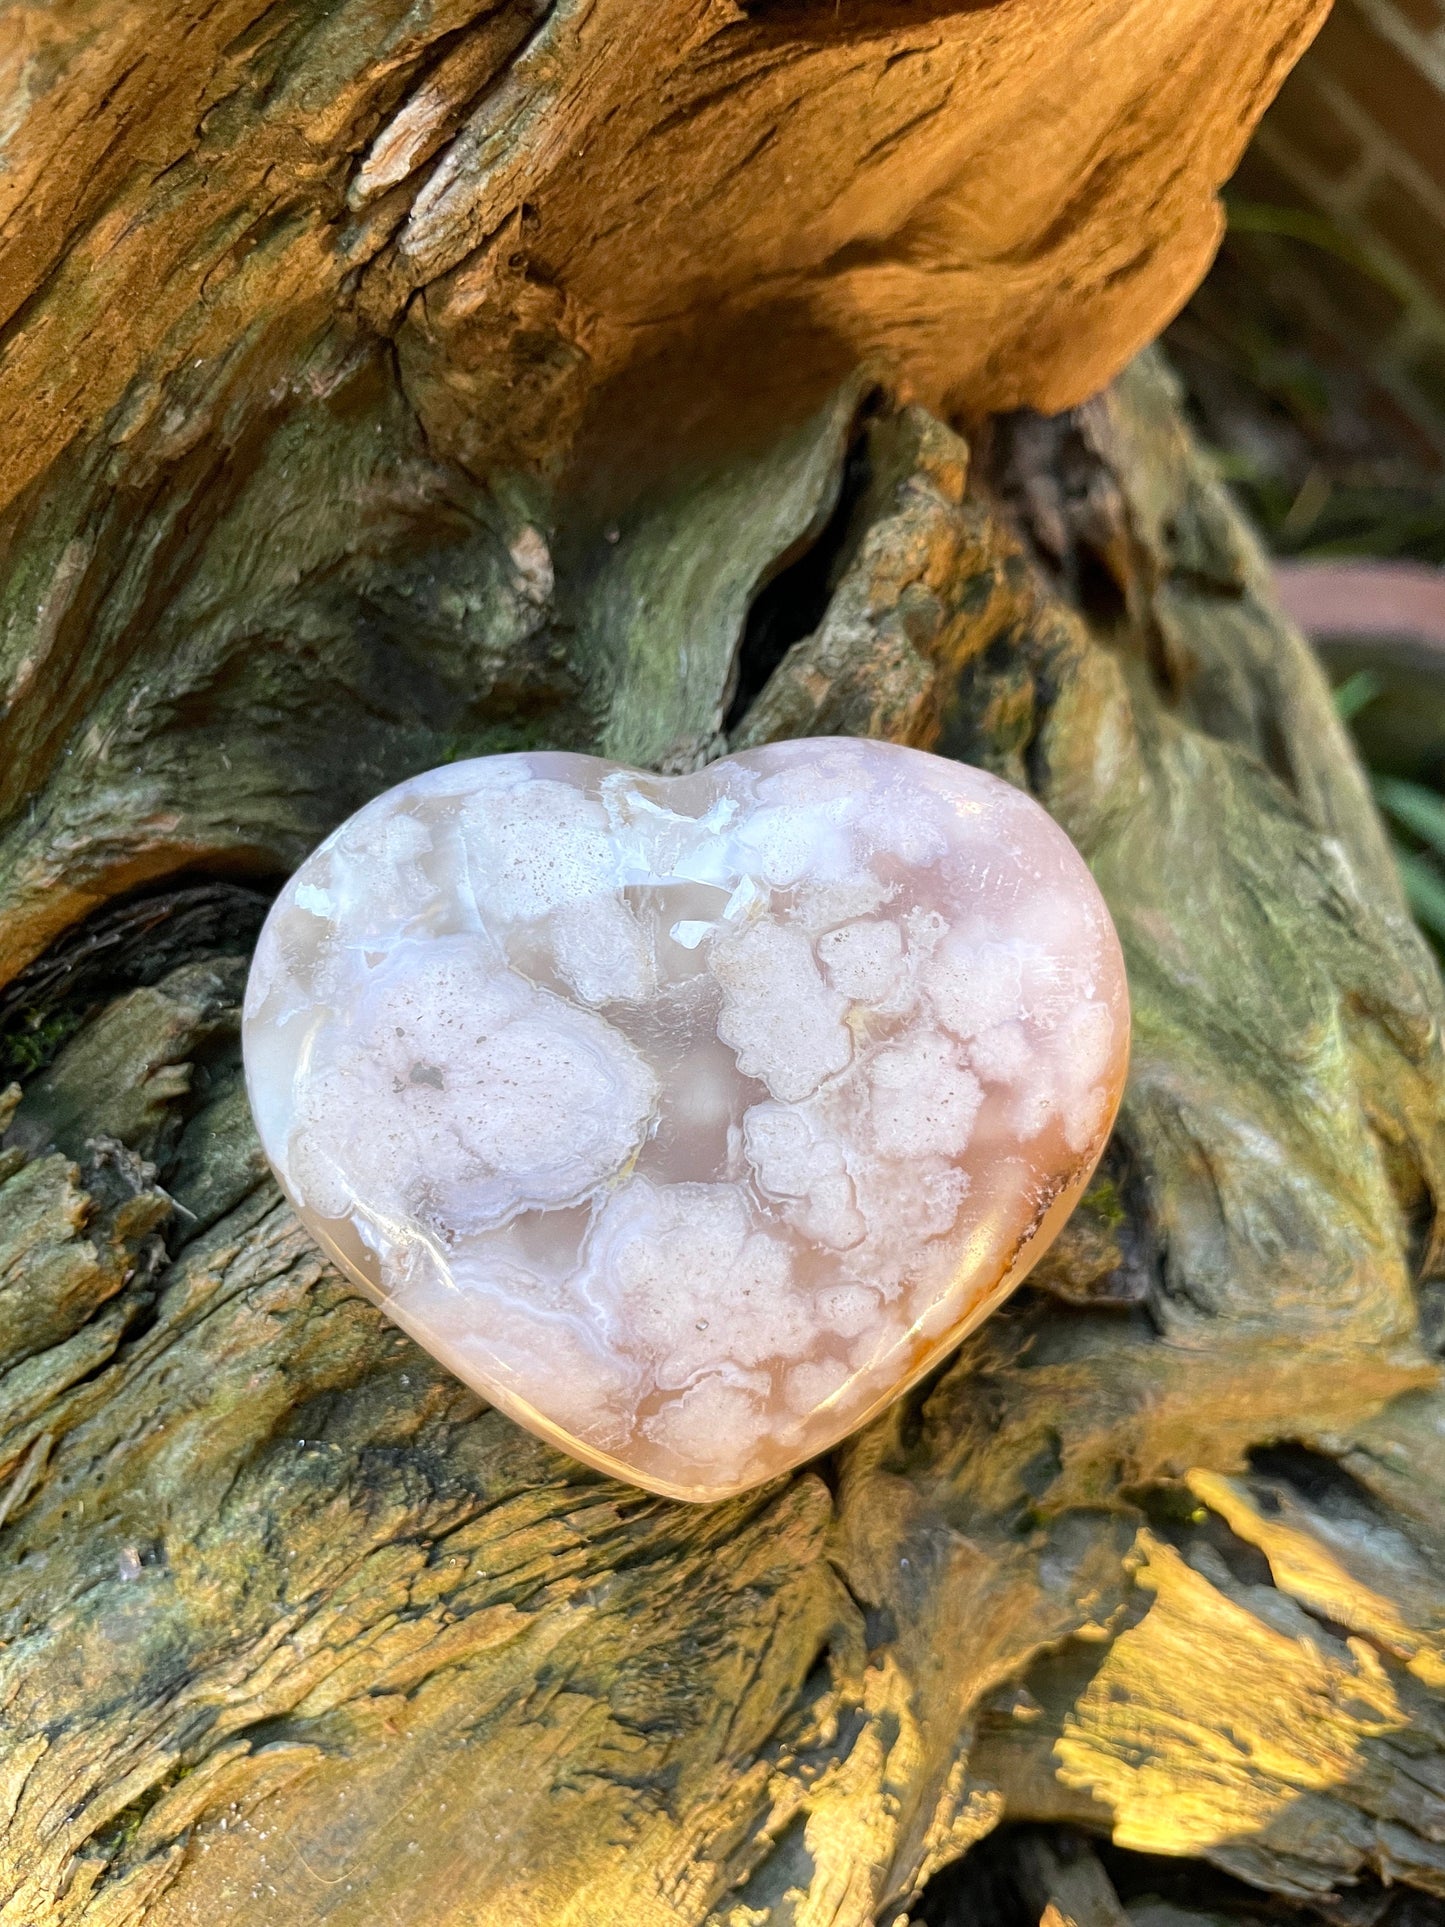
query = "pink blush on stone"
xmin=241 ymin=738 xmax=1130 ymax=1501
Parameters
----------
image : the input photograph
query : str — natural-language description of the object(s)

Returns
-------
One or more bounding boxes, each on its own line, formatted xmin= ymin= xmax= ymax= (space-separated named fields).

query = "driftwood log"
xmin=9 ymin=3 xmax=1445 ymax=1923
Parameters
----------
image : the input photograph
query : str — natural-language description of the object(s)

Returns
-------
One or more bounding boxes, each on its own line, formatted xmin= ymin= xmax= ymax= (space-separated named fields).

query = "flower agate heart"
xmin=242 ymin=739 xmax=1128 ymax=1500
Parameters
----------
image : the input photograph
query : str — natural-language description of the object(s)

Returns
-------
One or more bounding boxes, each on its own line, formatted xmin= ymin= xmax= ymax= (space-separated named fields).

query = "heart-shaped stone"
xmin=243 ymin=738 xmax=1128 ymax=1499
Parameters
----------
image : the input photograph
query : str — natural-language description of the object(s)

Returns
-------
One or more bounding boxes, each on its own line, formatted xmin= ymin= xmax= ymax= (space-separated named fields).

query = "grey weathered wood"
xmin=3 ymin=350 xmax=1444 ymax=1926
xmin=11 ymin=2 xmax=1445 ymax=1922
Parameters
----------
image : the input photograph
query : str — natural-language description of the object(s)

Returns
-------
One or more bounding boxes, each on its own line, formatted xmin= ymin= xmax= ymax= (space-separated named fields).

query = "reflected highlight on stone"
xmin=242 ymin=739 xmax=1129 ymax=1500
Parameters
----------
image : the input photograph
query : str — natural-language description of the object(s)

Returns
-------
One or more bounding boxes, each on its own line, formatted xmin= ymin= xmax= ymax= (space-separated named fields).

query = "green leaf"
xmin=1224 ymin=197 xmax=1404 ymax=294
xmin=1394 ymin=849 xmax=1445 ymax=942
xmin=1375 ymin=775 xmax=1445 ymax=859
xmin=1333 ymin=669 xmax=1383 ymax=722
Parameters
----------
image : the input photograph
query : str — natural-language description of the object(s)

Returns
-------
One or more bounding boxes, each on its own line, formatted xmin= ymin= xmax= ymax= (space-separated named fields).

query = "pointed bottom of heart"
xmin=303 ymin=1169 xmax=1093 ymax=1502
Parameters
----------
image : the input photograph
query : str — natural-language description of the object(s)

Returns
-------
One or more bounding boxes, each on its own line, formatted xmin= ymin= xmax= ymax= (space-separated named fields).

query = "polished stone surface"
xmin=242 ymin=739 xmax=1129 ymax=1499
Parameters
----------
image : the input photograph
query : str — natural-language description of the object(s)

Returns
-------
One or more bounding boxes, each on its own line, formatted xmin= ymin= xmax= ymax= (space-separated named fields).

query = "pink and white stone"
xmin=242 ymin=739 xmax=1129 ymax=1500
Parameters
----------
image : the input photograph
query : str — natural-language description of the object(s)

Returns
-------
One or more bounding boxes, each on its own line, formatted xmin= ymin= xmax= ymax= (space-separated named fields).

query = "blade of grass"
xmin=1375 ymin=775 xmax=1445 ymax=858
xmin=1224 ymin=197 xmax=1403 ymax=293
xmin=1333 ymin=669 xmax=1384 ymax=722
xmin=1394 ymin=849 xmax=1445 ymax=942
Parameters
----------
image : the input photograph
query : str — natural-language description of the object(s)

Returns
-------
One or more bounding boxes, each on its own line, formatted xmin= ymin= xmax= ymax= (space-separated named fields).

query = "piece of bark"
xmin=0 ymin=0 xmax=1324 ymax=520
xmin=1 ymin=353 xmax=1444 ymax=1926
xmin=2 ymin=1 xmax=1437 ymax=1919
xmin=0 ymin=0 xmax=1323 ymax=982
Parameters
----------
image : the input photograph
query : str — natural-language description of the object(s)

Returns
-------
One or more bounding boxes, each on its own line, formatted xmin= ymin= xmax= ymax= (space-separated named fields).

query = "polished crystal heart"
xmin=242 ymin=739 xmax=1128 ymax=1499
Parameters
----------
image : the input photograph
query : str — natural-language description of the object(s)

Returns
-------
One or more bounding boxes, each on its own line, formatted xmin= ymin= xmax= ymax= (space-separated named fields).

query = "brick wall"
xmin=1230 ymin=0 xmax=1445 ymax=455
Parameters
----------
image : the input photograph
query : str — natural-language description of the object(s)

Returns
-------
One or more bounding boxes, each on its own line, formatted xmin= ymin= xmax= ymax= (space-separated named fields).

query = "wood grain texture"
xmin=2 ymin=351 xmax=1445 ymax=1925
xmin=4 ymin=1 xmax=1436 ymax=1920
xmin=0 ymin=0 xmax=1323 ymax=976
xmin=0 ymin=0 xmax=1325 ymax=516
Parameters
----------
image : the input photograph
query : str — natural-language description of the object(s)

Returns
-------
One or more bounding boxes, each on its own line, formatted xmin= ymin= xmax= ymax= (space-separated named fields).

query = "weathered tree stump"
xmin=10 ymin=3 xmax=1445 ymax=1924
